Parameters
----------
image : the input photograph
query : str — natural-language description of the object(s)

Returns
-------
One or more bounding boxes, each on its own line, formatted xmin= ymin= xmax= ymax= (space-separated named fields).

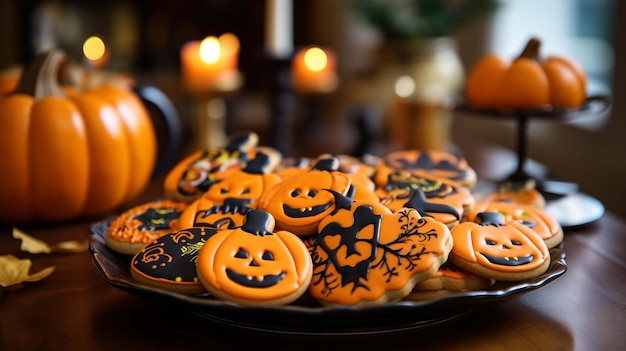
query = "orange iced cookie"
xmin=178 ymin=152 xmax=282 ymax=230
xmin=375 ymin=149 xmax=477 ymax=189
xmin=413 ymin=261 xmax=492 ymax=292
xmin=106 ymin=199 xmax=188 ymax=255
xmin=309 ymin=191 xmax=453 ymax=306
xmin=466 ymin=199 xmax=563 ymax=249
xmin=196 ymin=210 xmax=313 ymax=306
xmin=376 ymin=171 xmax=474 ymax=228
xmin=163 ymin=131 xmax=260 ymax=203
xmin=486 ymin=180 xmax=546 ymax=209
xmin=258 ymin=157 xmax=353 ymax=236
xmin=131 ymin=227 xmax=219 ymax=295
xmin=450 ymin=212 xmax=551 ymax=281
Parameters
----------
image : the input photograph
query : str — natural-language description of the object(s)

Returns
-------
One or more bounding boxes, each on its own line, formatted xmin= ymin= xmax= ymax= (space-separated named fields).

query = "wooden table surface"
xmin=1 ymin=136 xmax=624 ymax=351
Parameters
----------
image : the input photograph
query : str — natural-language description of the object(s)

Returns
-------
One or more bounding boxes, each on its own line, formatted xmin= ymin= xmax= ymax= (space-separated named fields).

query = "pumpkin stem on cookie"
xmin=241 ymin=210 xmax=275 ymax=236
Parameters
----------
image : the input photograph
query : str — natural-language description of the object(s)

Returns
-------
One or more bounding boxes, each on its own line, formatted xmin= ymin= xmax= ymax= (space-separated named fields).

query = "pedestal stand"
xmin=459 ymin=95 xmax=611 ymax=228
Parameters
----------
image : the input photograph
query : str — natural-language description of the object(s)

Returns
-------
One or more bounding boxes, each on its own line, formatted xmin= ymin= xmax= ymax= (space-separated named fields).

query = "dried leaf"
xmin=0 ymin=255 xmax=55 ymax=287
xmin=12 ymin=227 xmax=88 ymax=254
xmin=12 ymin=227 xmax=51 ymax=254
xmin=51 ymin=240 xmax=89 ymax=253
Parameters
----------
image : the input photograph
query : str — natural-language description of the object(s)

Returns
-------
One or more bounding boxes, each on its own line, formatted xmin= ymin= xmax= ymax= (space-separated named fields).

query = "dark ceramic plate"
xmin=89 ymin=220 xmax=567 ymax=335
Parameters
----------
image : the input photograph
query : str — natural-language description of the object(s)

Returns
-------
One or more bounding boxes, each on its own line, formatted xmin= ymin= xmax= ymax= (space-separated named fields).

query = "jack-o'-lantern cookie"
xmin=163 ymin=131 xmax=261 ymax=203
xmin=376 ymin=171 xmax=474 ymax=228
xmin=196 ymin=210 xmax=313 ymax=306
xmin=412 ymin=261 xmax=493 ymax=292
xmin=485 ymin=180 xmax=546 ymax=209
xmin=450 ymin=212 xmax=551 ymax=281
xmin=375 ymin=149 xmax=477 ymax=189
xmin=258 ymin=157 xmax=353 ymax=236
xmin=466 ymin=199 xmax=563 ymax=248
xmin=131 ymin=227 xmax=218 ymax=295
xmin=308 ymin=190 xmax=453 ymax=306
xmin=178 ymin=152 xmax=283 ymax=230
xmin=106 ymin=199 xmax=188 ymax=255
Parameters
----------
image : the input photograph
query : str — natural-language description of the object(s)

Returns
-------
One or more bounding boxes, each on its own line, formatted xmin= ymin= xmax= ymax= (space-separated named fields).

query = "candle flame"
xmin=304 ymin=47 xmax=327 ymax=72
xmin=83 ymin=36 xmax=106 ymax=62
xmin=219 ymin=33 xmax=239 ymax=55
xmin=200 ymin=36 xmax=221 ymax=64
xmin=395 ymin=75 xmax=415 ymax=98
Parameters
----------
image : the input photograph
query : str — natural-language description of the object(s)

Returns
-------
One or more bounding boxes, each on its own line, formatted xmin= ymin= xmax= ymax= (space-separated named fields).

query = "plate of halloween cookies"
xmin=89 ymin=131 xmax=567 ymax=335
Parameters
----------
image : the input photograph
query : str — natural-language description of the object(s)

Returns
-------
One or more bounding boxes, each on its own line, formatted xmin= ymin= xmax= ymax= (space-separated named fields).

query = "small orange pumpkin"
xmin=466 ymin=37 xmax=587 ymax=109
xmin=0 ymin=50 xmax=157 ymax=223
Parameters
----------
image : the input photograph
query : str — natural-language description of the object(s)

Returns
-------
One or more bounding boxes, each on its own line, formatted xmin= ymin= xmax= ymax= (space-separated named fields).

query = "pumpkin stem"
xmin=13 ymin=50 xmax=69 ymax=98
xmin=518 ymin=37 xmax=542 ymax=61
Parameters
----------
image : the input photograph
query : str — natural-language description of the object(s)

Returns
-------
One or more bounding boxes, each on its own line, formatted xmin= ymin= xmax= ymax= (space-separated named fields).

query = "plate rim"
xmin=89 ymin=219 xmax=567 ymax=333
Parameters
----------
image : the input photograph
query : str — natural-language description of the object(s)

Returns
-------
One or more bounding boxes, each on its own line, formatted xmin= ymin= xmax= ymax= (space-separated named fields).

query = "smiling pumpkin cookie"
xmin=450 ymin=212 xmax=551 ymax=281
xmin=258 ymin=156 xmax=353 ymax=236
xmin=195 ymin=210 xmax=313 ymax=306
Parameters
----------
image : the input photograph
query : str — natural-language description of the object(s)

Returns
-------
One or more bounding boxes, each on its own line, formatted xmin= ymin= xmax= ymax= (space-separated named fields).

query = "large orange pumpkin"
xmin=466 ymin=37 xmax=587 ymax=109
xmin=0 ymin=50 xmax=157 ymax=223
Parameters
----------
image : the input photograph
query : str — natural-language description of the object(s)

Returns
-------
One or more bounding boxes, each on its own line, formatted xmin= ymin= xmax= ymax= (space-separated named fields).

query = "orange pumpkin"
xmin=0 ymin=66 xmax=20 ymax=95
xmin=0 ymin=50 xmax=156 ymax=223
xmin=466 ymin=37 xmax=587 ymax=109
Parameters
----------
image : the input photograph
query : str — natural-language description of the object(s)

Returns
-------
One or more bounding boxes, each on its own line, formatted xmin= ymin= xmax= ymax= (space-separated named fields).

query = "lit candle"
xmin=265 ymin=0 xmax=293 ymax=59
xmin=291 ymin=46 xmax=338 ymax=94
xmin=181 ymin=33 xmax=241 ymax=92
xmin=83 ymin=35 xmax=110 ymax=70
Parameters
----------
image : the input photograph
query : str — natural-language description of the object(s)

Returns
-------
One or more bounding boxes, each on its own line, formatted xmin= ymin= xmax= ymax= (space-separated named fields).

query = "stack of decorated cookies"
xmin=105 ymin=131 xmax=562 ymax=307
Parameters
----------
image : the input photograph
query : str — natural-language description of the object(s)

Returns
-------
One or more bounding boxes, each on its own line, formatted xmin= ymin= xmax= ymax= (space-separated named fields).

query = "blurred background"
xmin=0 ymin=0 xmax=623 ymax=218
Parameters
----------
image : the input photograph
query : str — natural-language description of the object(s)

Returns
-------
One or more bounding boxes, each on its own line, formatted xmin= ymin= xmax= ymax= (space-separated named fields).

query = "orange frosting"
xmin=196 ymin=210 xmax=312 ymax=304
xmin=258 ymin=167 xmax=352 ymax=234
xmin=309 ymin=199 xmax=452 ymax=306
xmin=451 ymin=217 xmax=549 ymax=273
xmin=466 ymin=200 xmax=561 ymax=243
xmin=376 ymin=171 xmax=474 ymax=225
xmin=178 ymin=170 xmax=282 ymax=229
xmin=107 ymin=199 xmax=188 ymax=244
xmin=375 ymin=149 xmax=477 ymax=189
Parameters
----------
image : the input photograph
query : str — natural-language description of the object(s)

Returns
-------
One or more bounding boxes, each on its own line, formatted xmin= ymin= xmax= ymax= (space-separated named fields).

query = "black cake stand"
xmin=458 ymin=95 xmax=611 ymax=229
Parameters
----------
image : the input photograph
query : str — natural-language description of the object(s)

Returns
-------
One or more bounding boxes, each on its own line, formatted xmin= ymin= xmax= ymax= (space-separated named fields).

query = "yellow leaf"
xmin=12 ymin=227 xmax=51 ymax=254
xmin=12 ymin=227 xmax=88 ymax=254
xmin=51 ymin=240 xmax=90 ymax=253
xmin=0 ymin=255 xmax=55 ymax=287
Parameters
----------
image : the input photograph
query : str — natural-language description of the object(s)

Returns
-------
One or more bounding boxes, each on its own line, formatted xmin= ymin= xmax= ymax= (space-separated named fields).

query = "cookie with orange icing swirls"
xmin=376 ymin=171 xmax=474 ymax=228
xmin=131 ymin=227 xmax=218 ymax=295
xmin=375 ymin=149 xmax=477 ymax=189
xmin=163 ymin=131 xmax=260 ymax=203
xmin=196 ymin=210 xmax=313 ymax=306
xmin=450 ymin=212 xmax=551 ymax=281
xmin=308 ymin=190 xmax=453 ymax=306
xmin=106 ymin=199 xmax=188 ymax=255
xmin=258 ymin=157 xmax=353 ymax=236
xmin=177 ymin=152 xmax=282 ymax=230
xmin=465 ymin=199 xmax=563 ymax=249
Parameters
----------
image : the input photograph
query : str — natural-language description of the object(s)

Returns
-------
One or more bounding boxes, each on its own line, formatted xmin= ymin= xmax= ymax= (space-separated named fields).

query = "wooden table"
xmin=1 ymin=137 xmax=624 ymax=351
